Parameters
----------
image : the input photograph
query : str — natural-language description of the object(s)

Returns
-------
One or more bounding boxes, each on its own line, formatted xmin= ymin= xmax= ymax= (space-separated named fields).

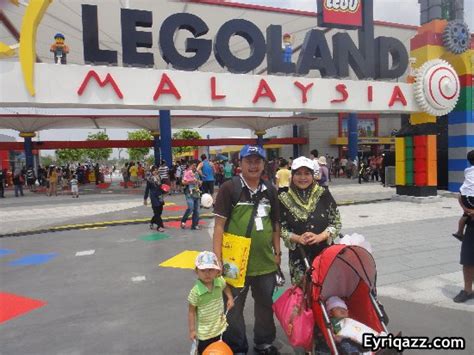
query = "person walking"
xmin=158 ymin=160 xmax=170 ymax=185
xmin=197 ymin=154 xmax=215 ymax=195
xmin=213 ymin=145 xmax=281 ymax=355
xmin=275 ymin=159 xmax=290 ymax=194
xmin=0 ymin=168 xmax=5 ymax=198
xmin=310 ymin=149 xmax=321 ymax=180
xmin=13 ymin=167 xmax=24 ymax=197
xmin=121 ymin=163 xmax=129 ymax=189
xmin=129 ymin=162 xmax=138 ymax=188
xmin=47 ymin=165 xmax=58 ymax=196
xmin=144 ymin=166 xmax=166 ymax=232
xmin=37 ymin=165 xmax=46 ymax=187
xmin=317 ymin=156 xmax=330 ymax=189
xmin=25 ymin=165 xmax=36 ymax=192
xmin=181 ymin=161 xmax=202 ymax=230
xmin=223 ymin=160 xmax=234 ymax=183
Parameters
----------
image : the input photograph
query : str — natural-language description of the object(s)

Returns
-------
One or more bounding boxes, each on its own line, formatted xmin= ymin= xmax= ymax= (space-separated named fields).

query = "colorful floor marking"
xmin=164 ymin=202 xmax=176 ymax=206
xmin=140 ymin=233 xmax=170 ymax=241
xmin=0 ymin=292 xmax=46 ymax=324
xmin=81 ymin=226 xmax=107 ymax=230
xmin=131 ymin=276 xmax=146 ymax=282
xmin=159 ymin=250 xmax=200 ymax=269
xmin=75 ymin=250 xmax=96 ymax=256
xmin=163 ymin=205 xmax=187 ymax=212
xmin=0 ymin=249 xmax=14 ymax=257
xmin=272 ymin=287 xmax=286 ymax=302
xmin=164 ymin=220 xmax=206 ymax=229
xmin=8 ymin=253 xmax=57 ymax=266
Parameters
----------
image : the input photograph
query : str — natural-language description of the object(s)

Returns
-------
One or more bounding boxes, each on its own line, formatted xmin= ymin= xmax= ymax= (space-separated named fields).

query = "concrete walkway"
xmin=1 ymin=179 xmax=472 ymax=354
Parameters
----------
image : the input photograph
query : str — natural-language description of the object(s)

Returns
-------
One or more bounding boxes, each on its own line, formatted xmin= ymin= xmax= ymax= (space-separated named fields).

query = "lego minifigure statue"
xmin=282 ymin=33 xmax=293 ymax=63
xmin=50 ymin=33 xmax=69 ymax=64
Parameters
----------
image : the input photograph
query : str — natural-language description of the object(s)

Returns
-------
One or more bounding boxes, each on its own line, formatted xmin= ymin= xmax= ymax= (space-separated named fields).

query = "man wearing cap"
xmin=213 ymin=145 xmax=281 ymax=355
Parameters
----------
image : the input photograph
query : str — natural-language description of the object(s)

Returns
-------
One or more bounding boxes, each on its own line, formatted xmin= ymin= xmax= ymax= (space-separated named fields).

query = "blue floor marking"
xmin=0 ymin=249 xmax=14 ymax=257
xmin=8 ymin=253 xmax=58 ymax=266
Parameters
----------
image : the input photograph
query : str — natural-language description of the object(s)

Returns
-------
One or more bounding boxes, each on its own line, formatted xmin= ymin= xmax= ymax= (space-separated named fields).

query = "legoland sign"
xmin=81 ymin=2 xmax=408 ymax=80
xmin=0 ymin=62 xmax=420 ymax=113
xmin=3 ymin=0 xmax=424 ymax=113
xmin=318 ymin=0 xmax=363 ymax=28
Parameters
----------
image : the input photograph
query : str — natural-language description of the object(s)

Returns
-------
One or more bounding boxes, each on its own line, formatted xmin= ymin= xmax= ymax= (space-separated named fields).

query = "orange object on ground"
xmin=203 ymin=340 xmax=233 ymax=355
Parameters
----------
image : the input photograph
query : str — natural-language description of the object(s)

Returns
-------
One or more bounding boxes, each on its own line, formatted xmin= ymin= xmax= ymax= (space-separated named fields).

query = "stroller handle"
xmin=297 ymin=245 xmax=311 ymax=270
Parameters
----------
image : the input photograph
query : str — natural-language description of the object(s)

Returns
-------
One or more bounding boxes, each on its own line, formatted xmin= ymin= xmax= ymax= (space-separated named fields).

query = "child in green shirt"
xmin=188 ymin=251 xmax=234 ymax=354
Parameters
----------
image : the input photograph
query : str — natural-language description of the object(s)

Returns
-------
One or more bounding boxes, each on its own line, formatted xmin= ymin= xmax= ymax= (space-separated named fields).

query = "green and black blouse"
xmin=279 ymin=183 xmax=341 ymax=285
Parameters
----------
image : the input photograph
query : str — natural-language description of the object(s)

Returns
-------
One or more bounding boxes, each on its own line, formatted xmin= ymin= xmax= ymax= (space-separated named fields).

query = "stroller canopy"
xmin=311 ymin=244 xmax=377 ymax=302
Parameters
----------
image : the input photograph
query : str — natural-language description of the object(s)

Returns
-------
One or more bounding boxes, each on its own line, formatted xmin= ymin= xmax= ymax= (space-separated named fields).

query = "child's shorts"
xmin=71 ymin=186 xmax=79 ymax=194
xmin=460 ymin=195 xmax=474 ymax=218
xmin=461 ymin=195 xmax=474 ymax=209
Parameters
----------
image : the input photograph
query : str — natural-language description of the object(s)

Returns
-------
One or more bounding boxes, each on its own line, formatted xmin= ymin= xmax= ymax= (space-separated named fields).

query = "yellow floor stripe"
xmin=159 ymin=250 xmax=200 ymax=269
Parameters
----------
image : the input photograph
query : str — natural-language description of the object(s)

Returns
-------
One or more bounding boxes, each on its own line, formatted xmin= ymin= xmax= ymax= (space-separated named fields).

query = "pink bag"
xmin=272 ymin=286 xmax=314 ymax=350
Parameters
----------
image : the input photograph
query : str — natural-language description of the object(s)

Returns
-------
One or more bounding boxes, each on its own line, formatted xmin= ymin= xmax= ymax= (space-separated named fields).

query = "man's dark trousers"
xmin=223 ymin=272 xmax=276 ymax=354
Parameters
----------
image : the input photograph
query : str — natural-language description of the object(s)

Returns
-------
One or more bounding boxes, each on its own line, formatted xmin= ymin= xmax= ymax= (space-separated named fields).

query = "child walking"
xmin=188 ymin=251 xmax=234 ymax=354
xmin=70 ymin=174 xmax=79 ymax=198
xmin=453 ymin=150 xmax=474 ymax=241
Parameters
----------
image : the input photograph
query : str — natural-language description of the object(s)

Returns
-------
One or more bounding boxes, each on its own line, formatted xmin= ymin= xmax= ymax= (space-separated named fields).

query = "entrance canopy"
xmin=0 ymin=108 xmax=315 ymax=132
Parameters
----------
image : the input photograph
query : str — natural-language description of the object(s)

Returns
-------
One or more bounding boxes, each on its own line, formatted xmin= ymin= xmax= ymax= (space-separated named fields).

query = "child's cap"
xmin=326 ymin=296 xmax=348 ymax=311
xmin=195 ymin=251 xmax=221 ymax=270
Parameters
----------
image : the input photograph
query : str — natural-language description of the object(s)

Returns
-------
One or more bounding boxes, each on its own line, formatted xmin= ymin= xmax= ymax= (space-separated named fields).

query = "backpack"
xmin=225 ymin=176 xmax=277 ymax=234
xmin=229 ymin=176 xmax=276 ymax=207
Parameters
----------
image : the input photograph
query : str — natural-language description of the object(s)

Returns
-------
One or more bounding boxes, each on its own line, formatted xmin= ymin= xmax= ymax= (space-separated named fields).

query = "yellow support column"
xmin=395 ymin=137 xmax=406 ymax=186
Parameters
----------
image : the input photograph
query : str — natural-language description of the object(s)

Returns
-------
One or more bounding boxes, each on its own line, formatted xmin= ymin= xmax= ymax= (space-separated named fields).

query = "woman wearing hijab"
xmin=144 ymin=166 xmax=166 ymax=232
xmin=279 ymin=156 xmax=341 ymax=286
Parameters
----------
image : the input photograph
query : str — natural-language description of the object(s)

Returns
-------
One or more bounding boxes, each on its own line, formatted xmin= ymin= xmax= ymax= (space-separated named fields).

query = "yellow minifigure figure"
xmin=50 ymin=33 xmax=69 ymax=64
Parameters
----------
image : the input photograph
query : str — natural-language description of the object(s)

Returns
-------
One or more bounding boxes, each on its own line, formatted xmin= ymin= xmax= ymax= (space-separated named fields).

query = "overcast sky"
xmin=235 ymin=0 xmax=473 ymax=27
xmin=1 ymin=0 xmax=472 ymax=156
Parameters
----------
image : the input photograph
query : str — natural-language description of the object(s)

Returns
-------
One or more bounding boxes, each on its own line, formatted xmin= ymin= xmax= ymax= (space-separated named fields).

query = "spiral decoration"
xmin=414 ymin=59 xmax=460 ymax=116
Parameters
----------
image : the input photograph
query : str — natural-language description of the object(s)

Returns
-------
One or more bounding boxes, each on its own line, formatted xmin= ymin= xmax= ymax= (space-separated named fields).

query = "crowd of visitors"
xmin=0 ymin=163 xmax=115 ymax=198
xmin=0 ymin=150 xmax=386 ymax=200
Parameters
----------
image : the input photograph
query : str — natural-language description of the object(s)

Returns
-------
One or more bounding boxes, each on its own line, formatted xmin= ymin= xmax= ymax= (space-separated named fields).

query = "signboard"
xmin=318 ymin=0 xmax=363 ymax=29
xmin=330 ymin=137 xmax=395 ymax=145
xmin=341 ymin=117 xmax=376 ymax=137
xmin=0 ymin=62 xmax=420 ymax=113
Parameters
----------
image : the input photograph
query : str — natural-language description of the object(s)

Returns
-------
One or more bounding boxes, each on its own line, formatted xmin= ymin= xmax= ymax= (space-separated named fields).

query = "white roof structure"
xmin=0 ymin=108 xmax=314 ymax=132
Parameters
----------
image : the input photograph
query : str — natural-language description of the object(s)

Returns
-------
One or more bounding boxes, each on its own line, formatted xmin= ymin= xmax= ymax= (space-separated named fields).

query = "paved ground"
xmin=0 ymin=179 xmax=472 ymax=354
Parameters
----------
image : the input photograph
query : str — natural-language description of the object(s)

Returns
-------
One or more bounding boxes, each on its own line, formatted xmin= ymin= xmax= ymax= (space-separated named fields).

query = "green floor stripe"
xmin=140 ymin=233 xmax=170 ymax=241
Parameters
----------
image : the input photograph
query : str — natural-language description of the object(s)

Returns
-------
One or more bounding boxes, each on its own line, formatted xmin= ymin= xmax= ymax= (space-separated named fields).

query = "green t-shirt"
xmin=187 ymin=276 xmax=227 ymax=340
xmin=223 ymin=163 xmax=233 ymax=179
xmin=214 ymin=177 xmax=279 ymax=277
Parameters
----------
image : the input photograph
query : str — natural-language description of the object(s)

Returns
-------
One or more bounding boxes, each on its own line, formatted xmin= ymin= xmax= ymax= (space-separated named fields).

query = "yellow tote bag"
xmin=222 ymin=232 xmax=252 ymax=288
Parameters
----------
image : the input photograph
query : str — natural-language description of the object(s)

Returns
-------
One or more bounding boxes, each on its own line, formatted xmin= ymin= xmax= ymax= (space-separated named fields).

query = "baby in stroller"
xmin=327 ymin=296 xmax=385 ymax=354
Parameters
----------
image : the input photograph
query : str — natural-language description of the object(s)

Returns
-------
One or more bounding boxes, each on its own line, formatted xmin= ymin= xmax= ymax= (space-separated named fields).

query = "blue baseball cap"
xmin=239 ymin=145 xmax=266 ymax=160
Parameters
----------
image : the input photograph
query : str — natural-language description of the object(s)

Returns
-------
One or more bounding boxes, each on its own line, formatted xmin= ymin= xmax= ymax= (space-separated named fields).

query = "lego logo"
xmin=324 ymin=0 xmax=360 ymax=13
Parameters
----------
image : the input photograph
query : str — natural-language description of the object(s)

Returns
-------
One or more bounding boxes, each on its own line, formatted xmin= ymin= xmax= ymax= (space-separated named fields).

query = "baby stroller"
xmin=309 ymin=244 xmax=389 ymax=354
